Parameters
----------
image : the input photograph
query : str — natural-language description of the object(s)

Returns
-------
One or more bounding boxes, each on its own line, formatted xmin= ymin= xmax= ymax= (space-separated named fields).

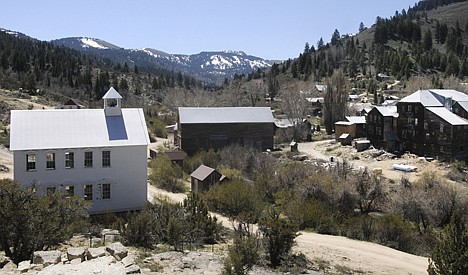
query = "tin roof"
xmin=346 ymin=116 xmax=366 ymax=124
xmin=178 ymin=107 xmax=274 ymax=124
xmin=399 ymin=90 xmax=443 ymax=107
xmin=10 ymin=108 xmax=149 ymax=151
xmin=190 ymin=165 xmax=216 ymax=181
xmin=426 ymin=107 xmax=468 ymax=126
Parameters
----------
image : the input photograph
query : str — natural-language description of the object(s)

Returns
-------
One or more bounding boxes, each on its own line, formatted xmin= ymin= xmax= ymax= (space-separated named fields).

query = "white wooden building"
xmin=10 ymin=87 xmax=150 ymax=213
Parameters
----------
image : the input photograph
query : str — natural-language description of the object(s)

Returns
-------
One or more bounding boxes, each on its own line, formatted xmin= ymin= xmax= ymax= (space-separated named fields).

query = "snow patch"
xmin=80 ymin=38 xmax=108 ymax=49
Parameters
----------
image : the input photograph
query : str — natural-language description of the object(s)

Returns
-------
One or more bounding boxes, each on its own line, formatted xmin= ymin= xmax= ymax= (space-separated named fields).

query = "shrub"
xmin=149 ymin=155 xmax=185 ymax=192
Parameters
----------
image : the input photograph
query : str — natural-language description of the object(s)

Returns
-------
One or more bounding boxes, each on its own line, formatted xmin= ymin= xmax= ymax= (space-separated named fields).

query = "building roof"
xmin=335 ymin=121 xmax=354 ymax=126
xmin=399 ymin=90 xmax=444 ymax=107
xmin=178 ymin=107 xmax=274 ymax=124
xmin=102 ymin=87 xmax=123 ymax=99
xmin=164 ymin=151 xmax=187 ymax=161
xmin=315 ymin=84 xmax=327 ymax=92
xmin=429 ymin=89 xmax=468 ymax=103
xmin=190 ymin=165 xmax=216 ymax=181
xmin=426 ymin=107 xmax=468 ymax=126
xmin=457 ymin=101 xmax=468 ymax=113
xmin=10 ymin=108 xmax=149 ymax=151
xmin=346 ymin=116 xmax=366 ymax=124
xmin=375 ymin=106 xmax=398 ymax=117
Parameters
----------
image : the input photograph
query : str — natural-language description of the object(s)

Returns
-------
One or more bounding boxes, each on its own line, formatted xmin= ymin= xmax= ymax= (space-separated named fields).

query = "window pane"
xmin=102 ymin=183 xmax=111 ymax=199
xmin=102 ymin=151 xmax=111 ymax=167
xmin=65 ymin=152 xmax=74 ymax=168
xmin=46 ymin=153 xmax=55 ymax=169
xmin=65 ymin=185 xmax=74 ymax=197
xmin=26 ymin=154 xmax=36 ymax=171
xmin=84 ymin=151 xmax=93 ymax=168
xmin=46 ymin=186 xmax=56 ymax=195
xmin=84 ymin=184 xmax=93 ymax=200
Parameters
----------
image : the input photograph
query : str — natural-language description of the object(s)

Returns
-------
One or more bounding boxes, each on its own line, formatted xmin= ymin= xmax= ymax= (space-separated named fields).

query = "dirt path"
xmin=295 ymin=233 xmax=428 ymax=274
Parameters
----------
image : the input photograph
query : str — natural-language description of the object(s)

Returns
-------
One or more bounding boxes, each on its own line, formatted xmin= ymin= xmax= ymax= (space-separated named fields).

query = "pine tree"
xmin=359 ymin=22 xmax=366 ymax=33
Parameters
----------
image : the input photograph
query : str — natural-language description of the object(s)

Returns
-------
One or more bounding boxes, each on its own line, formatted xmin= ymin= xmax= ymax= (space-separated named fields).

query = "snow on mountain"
xmin=80 ymin=37 xmax=108 ymax=49
xmin=51 ymin=36 xmax=272 ymax=83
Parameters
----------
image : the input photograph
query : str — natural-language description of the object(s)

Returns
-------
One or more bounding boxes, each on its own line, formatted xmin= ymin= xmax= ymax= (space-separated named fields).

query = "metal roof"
xmin=399 ymin=90 xmax=443 ymax=107
xmin=178 ymin=107 xmax=274 ymax=124
xmin=429 ymin=89 xmax=468 ymax=103
xmin=346 ymin=116 xmax=366 ymax=124
xmin=457 ymin=101 xmax=468 ymax=113
xmin=190 ymin=165 xmax=216 ymax=181
xmin=10 ymin=108 xmax=149 ymax=151
xmin=375 ymin=106 xmax=397 ymax=117
xmin=426 ymin=107 xmax=468 ymax=126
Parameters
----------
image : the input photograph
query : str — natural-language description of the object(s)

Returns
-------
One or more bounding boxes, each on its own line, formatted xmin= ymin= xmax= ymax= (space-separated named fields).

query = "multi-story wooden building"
xmin=176 ymin=107 xmax=275 ymax=155
xmin=366 ymin=106 xmax=398 ymax=151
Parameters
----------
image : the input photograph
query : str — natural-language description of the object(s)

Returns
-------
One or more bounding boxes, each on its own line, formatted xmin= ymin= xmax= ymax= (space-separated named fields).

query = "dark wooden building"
xmin=453 ymin=101 xmax=468 ymax=120
xmin=345 ymin=116 xmax=366 ymax=138
xmin=397 ymin=89 xmax=468 ymax=161
xmin=190 ymin=165 xmax=225 ymax=193
xmin=366 ymin=106 xmax=398 ymax=151
xmin=176 ymin=107 xmax=275 ymax=155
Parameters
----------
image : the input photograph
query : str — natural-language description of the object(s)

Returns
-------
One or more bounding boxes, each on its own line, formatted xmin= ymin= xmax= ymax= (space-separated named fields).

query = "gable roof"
xmin=345 ymin=116 xmax=366 ymax=124
xmin=102 ymin=87 xmax=122 ymax=99
xmin=190 ymin=165 xmax=217 ymax=181
xmin=178 ymin=107 xmax=274 ymax=124
xmin=429 ymin=89 xmax=468 ymax=103
xmin=426 ymin=107 xmax=468 ymax=126
xmin=10 ymin=108 xmax=149 ymax=151
xmin=164 ymin=151 xmax=187 ymax=162
xmin=399 ymin=90 xmax=443 ymax=107
xmin=374 ymin=106 xmax=398 ymax=117
xmin=457 ymin=101 xmax=468 ymax=113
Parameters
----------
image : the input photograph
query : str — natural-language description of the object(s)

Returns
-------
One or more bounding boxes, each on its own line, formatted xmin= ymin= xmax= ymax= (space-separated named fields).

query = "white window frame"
xmin=46 ymin=152 xmax=56 ymax=170
xmin=84 ymin=184 xmax=93 ymax=201
xmin=26 ymin=153 xmax=36 ymax=171
xmin=102 ymin=183 xmax=111 ymax=200
xmin=102 ymin=150 xmax=111 ymax=167
xmin=84 ymin=151 xmax=93 ymax=168
xmin=65 ymin=185 xmax=75 ymax=197
xmin=65 ymin=152 xmax=74 ymax=169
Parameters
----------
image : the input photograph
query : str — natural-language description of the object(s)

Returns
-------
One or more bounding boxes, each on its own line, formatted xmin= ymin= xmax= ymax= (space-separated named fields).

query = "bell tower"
xmin=102 ymin=87 xmax=122 ymax=116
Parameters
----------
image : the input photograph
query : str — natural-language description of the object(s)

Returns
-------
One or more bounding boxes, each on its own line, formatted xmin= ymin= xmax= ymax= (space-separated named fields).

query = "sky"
xmin=0 ymin=0 xmax=418 ymax=60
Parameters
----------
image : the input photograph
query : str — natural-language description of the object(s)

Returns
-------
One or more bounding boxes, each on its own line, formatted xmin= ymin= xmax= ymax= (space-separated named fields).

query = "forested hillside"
xmin=270 ymin=0 xmax=468 ymax=90
xmin=0 ymin=30 xmax=204 ymax=108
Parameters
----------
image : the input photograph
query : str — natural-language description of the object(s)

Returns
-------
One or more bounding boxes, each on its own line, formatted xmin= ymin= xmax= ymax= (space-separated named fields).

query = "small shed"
xmin=355 ymin=140 xmax=371 ymax=152
xmin=190 ymin=165 xmax=225 ymax=193
xmin=164 ymin=151 xmax=187 ymax=166
xmin=334 ymin=121 xmax=355 ymax=140
xmin=339 ymin=133 xmax=352 ymax=146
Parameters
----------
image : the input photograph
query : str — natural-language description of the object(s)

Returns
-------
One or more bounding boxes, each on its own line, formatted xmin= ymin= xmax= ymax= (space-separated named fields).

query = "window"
xmin=408 ymin=105 xmax=412 ymax=112
xmin=440 ymin=123 xmax=444 ymax=133
xmin=46 ymin=153 xmax=55 ymax=170
xmin=65 ymin=185 xmax=74 ymax=197
xmin=46 ymin=186 xmax=56 ymax=195
xmin=84 ymin=151 xmax=93 ymax=168
xmin=65 ymin=152 xmax=74 ymax=169
xmin=26 ymin=154 xmax=36 ymax=171
xmin=102 ymin=183 xmax=111 ymax=200
xmin=415 ymin=118 xmax=418 ymax=126
xmin=102 ymin=151 xmax=111 ymax=167
xmin=84 ymin=184 xmax=93 ymax=200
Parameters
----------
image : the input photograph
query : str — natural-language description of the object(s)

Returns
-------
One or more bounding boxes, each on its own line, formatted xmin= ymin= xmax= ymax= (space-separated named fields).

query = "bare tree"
xmin=279 ymin=89 xmax=309 ymax=141
xmin=324 ymin=69 xmax=348 ymax=134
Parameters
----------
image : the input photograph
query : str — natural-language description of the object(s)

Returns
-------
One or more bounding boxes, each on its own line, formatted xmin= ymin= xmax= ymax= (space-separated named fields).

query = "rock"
xmin=0 ymin=251 xmax=11 ymax=268
xmin=70 ymin=258 xmax=82 ymax=265
xmin=121 ymin=254 xmax=136 ymax=267
xmin=106 ymin=242 xmax=128 ymax=261
xmin=17 ymin=260 xmax=31 ymax=273
xmin=86 ymin=247 xmax=106 ymax=260
xmin=1 ymin=261 xmax=17 ymax=272
xmin=91 ymin=237 xmax=103 ymax=247
xmin=32 ymin=250 xmax=62 ymax=266
xmin=125 ymin=264 xmax=141 ymax=274
xmin=67 ymin=247 xmax=85 ymax=261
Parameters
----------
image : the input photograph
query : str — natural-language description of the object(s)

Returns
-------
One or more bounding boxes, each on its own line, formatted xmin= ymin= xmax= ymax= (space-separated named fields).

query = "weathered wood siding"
xmin=397 ymin=102 xmax=425 ymax=155
xmin=179 ymin=122 xmax=274 ymax=154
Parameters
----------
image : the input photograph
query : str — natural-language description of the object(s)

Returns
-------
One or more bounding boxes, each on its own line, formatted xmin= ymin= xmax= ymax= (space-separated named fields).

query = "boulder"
xmin=125 ymin=264 xmax=141 ymax=274
xmin=106 ymin=242 xmax=128 ymax=261
xmin=70 ymin=258 xmax=82 ymax=265
xmin=86 ymin=247 xmax=107 ymax=260
xmin=0 ymin=251 xmax=11 ymax=268
xmin=121 ymin=254 xmax=136 ymax=268
xmin=1 ymin=261 xmax=17 ymax=272
xmin=32 ymin=250 xmax=62 ymax=266
xmin=17 ymin=260 xmax=31 ymax=273
xmin=67 ymin=247 xmax=85 ymax=261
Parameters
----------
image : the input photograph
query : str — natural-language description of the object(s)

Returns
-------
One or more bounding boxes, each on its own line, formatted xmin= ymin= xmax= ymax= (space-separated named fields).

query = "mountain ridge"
xmin=51 ymin=36 xmax=273 ymax=84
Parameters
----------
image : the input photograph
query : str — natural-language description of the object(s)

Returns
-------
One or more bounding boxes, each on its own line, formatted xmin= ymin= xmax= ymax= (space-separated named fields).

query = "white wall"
xmin=13 ymin=145 xmax=148 ymax=213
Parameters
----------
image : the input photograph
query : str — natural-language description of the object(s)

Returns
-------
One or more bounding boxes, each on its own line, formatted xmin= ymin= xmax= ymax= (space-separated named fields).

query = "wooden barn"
xmin=176 ymin=107 xmax=275 ymax=155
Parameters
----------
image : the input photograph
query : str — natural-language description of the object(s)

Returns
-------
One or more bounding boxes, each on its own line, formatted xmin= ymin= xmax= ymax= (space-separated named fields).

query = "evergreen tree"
xmin=331 ymin=29 xmax=341 ymax=46
xmin=423 ymin=29 xmax=433 ymax=51
xmin=317 ymin=37 xmax=325 ymax=50
xmin=359 ymin=22 xmax=366 ymax=33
